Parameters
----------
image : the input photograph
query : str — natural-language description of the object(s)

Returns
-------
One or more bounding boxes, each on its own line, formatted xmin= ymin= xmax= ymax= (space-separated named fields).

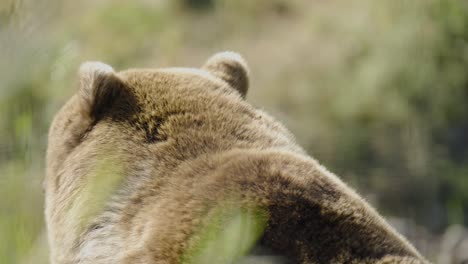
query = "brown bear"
xmin=45 ymin=52 xmax=429 ymax=264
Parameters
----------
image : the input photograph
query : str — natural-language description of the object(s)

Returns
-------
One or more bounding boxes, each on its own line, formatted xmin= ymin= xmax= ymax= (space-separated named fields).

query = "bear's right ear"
xmin=202 ymin=52 xmax=250 ymax=98
xmin=79 ymin=61 xmax=124 ymax=119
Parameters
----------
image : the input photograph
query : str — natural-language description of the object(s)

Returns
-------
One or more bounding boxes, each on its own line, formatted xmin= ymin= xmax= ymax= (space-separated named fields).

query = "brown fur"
xmin=45 ymin=52 xmax=429 ymax=264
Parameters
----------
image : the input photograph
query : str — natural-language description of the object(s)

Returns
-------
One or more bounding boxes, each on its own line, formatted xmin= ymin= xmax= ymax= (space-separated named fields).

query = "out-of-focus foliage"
xmin=182 ymin=204 xmax=267 ymax=264
xmin=1 ymin=0 xmax=467 ymax=263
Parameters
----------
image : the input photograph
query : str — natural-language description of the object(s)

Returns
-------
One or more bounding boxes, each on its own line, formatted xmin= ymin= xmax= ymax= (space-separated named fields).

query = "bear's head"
xmin=46 ymin=51 xmax=250 ymax=183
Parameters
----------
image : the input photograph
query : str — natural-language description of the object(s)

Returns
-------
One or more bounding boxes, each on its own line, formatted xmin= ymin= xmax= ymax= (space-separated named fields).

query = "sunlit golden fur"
xmin=45 ymin=52 xmax=429 ymax=264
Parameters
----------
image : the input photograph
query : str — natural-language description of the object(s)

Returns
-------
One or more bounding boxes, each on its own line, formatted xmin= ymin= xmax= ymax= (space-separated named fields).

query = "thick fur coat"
xmin=45 ymin=52 xmax=428 ymax=264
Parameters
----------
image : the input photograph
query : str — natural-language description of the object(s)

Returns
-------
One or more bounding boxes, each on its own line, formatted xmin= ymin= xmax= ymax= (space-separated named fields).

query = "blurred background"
xmin=1 ymin=0 xmax=468 ymax=263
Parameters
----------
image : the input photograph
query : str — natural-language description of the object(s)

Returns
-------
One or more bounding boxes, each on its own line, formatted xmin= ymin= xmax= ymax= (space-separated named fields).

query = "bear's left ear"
xmin=78 ymin=61 xmax=125 ymax=119
xmin=202 ymin=51 xmax=250 ymax=98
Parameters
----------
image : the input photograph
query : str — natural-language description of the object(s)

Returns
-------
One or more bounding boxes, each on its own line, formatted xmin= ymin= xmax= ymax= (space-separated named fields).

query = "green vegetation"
xmin=182 ymin=205 xmax=267 ymax=264
xmin=65 ymin=153 xmax=125 ymax=237
xmin=1 ymin=0 xmax=467 ymax=262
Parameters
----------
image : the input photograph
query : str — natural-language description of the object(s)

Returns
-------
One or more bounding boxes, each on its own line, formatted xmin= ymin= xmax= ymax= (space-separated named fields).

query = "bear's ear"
xmin=202 ymin=51 xmax=250 ymax=98
xmin=79 ymin=61 xmax=124 ymax=119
